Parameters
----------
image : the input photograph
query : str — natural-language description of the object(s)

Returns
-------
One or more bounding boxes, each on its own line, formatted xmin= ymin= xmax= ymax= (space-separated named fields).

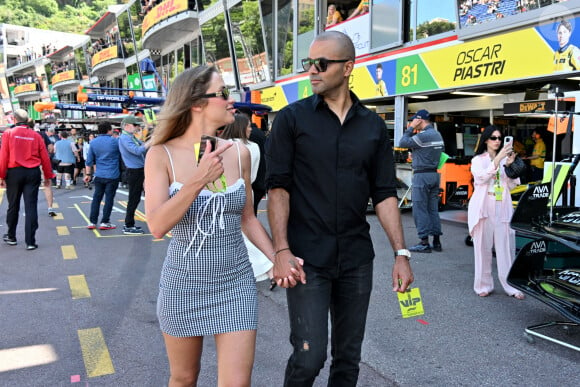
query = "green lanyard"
xmin=494 ymin=169 xmax=503 ymax=201
xmin=194 ymin=142 xmax=228 ymax=193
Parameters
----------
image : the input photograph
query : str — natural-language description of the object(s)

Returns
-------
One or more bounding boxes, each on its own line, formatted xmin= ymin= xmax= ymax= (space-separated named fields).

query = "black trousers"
xmin=5 ymin=167 xmax=41 ymax=245
xmin=124 ymin=168 xmax=144 ymax=227
xmin=284 ymin=261 xmax=373 ymax=387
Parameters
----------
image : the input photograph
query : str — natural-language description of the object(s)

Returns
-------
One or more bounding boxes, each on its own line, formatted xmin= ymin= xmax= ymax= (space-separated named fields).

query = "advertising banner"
xmin=142 ymin=0 xmax=188 ymax=36
xmin=51 ymin=70 xmax=75 ymax=85
xmin=261 ymin=16 xmax=580 ymax=110
xmin=91 ymin=46 xmax=118 ymax=67
xmin=14 ymin=83 xmax=37 ymax=94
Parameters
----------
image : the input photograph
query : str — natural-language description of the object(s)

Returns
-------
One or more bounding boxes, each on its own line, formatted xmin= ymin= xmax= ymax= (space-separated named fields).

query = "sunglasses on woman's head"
xmin=200 ymin=87 xmax=230 ymax=100
xmin=301 ymin=57 xmax=350 ymax=72
xmin=489 ymin=136 xmax=502 ymax=141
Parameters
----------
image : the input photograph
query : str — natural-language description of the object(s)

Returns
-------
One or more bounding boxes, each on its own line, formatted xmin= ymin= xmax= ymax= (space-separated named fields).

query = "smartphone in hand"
xmin=503 ymin=136 xmax=513 ymax=147
xmin=198 ymin=135 xmax=218 ymax=164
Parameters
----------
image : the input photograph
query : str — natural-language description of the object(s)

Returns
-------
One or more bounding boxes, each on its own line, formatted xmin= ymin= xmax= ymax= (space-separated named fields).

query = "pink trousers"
xmin=472 ymin=196 xmax=520 ymax=296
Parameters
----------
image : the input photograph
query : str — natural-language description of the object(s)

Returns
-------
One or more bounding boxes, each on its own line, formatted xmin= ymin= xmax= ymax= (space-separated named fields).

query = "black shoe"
xmin=3 ymin=234 xmax=17 ymax=246
xmin=432 ymin=243 xmax=442 ymax=252
xmin=409 ymin=243 xmax=432 ymax=253
xmin=26 ymin=244 xmax=38 ymax=251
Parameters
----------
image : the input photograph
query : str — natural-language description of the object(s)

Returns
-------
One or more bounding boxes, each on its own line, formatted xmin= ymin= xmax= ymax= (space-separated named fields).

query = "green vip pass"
xmin=397 ymin=285 xmax=425 ymax=318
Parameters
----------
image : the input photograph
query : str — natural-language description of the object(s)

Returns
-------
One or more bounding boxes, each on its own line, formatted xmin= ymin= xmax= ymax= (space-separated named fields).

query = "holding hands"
xmin=273 ymin=249 xmax=307 ymax=288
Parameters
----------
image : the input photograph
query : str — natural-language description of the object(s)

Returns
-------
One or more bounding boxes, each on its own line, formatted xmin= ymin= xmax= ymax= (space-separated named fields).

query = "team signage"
xmin=261 ymin=16 xmax=580 ymax=109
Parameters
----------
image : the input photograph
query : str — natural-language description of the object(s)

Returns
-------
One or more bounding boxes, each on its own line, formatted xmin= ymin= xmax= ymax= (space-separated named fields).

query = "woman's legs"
xmin=473 ymin=217 xmax=495 ymax=296
xmin=215 ymin=330 xmax=256 ymax=387
xmin=493 ymin=220 xmax=523 ymax=297
xmin=163 ymin=333 xmax=204 ymax=387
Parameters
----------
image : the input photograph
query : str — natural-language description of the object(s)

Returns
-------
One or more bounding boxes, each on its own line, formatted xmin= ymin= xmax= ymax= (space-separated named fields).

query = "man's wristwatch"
xmin=394 ymin=249 xmax=411 ymax=260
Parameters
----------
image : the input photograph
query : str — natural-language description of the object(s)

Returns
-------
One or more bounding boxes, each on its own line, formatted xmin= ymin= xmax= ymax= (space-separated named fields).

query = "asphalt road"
xmin=0 ymin=186 xmax=578 ymax=386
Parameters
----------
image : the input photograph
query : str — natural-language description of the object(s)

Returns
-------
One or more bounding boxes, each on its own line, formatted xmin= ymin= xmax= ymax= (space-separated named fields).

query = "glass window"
xmin=277 ymin=0 xmax=294 ymax=77
xmin=228 ymin=0 xmax=269 ymax=86
xmin=190 ymin=37 xmax=202 ymax=67
xmin=201 ymin=14 xmax=236 ymax=88
xmin=260 ymin=0 xmax=274 ymax=82
xmin=371 ymin=0 xmax=403 ymax=49
xmin=413 ymin=0 xmax=456 ymax=41
xmin=296 ymin=0 xmax=315 ymax=72
xmin=116 ymin=12 xmax=134 ymax=58
xmin=75 ymin=47 xmax=89 ymax=80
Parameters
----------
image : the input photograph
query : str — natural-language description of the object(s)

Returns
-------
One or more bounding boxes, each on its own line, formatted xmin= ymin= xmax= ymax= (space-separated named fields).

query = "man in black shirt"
xmin=266 ymin=31 xmax=414 ymax=386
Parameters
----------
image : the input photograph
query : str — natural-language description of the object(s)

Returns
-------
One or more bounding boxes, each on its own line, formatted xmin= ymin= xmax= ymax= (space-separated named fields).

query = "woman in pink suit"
xmin=468 ymin=126 xmax=525 ymax=299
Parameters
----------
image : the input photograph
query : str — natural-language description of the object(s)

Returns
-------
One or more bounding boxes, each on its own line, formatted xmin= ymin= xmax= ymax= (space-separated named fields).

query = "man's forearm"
xmin=375 ymin=196 xmax=406 ymax=251
xmin=267 ymin=188 xmax=291 ymax=250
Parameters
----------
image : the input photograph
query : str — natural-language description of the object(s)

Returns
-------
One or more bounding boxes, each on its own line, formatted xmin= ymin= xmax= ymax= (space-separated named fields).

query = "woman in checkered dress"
xmin=144 ymin=66 xmax=283 ymax=386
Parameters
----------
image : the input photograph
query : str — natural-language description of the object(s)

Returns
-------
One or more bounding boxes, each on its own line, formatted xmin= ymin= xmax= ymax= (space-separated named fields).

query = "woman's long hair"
xmin=151 ymin=65 xmax=218 ymax=146
xmin=474 ymin=125 xmax=504 ymax=156
xmin=220 ymin=113 xmax=250 ymax=143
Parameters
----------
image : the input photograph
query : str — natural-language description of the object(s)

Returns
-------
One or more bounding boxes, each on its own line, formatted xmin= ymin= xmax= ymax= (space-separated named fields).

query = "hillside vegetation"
xmin=0 ymin=0 xmax=122 ymax=34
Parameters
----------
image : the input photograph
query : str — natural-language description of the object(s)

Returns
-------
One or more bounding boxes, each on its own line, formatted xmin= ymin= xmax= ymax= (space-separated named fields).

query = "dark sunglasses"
xmin=200 ymin=87 xmax=230 ymax=100
xmin=301 ymin=57 xmax=350 ymax=72
xmin=489 ymin=136 xmax=502 ymax=141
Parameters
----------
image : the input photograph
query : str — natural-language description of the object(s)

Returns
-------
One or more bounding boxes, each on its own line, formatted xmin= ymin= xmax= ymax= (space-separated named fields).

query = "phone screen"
xmin=198 ymin=135 xmax=217 ymax=164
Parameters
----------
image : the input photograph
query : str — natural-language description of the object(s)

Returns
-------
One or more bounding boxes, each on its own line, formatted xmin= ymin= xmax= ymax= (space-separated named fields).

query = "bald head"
xmin=313 ymin=31 xmax=355 ymax=62
xmin=14 ymin=109 xmax=28 ymax=123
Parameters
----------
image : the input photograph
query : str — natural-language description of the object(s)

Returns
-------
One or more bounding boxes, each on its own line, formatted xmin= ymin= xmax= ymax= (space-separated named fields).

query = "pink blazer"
xmin=468 ymin=153 xmax=520 ymax=235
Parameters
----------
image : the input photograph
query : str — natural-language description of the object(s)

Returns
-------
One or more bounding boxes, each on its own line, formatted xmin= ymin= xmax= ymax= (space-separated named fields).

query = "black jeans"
xmin=89 ymin=177 xmax=118 ymax=224
xmin=284 ymin=261 xmax=373 ymax=387
xmin=124 ymin=168 xmax=144 ymax=227
xmin=5 ymin=167 xmax=41 ymax=245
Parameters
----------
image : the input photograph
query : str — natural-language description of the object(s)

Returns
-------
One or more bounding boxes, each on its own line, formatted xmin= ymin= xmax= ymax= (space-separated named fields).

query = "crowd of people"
xmin=2 ymin=30 xmax=553 ymax=387
xmin=325 ymin=1 xmax=369 ymax=28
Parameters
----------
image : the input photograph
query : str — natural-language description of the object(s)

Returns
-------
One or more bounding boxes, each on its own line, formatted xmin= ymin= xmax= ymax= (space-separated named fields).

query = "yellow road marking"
xmin=53 ymin=213 xmax=64 ymax=220
xmin=57 ymin=226 xmax=70 ymax=235
xmin=73 ymin=203 xmax=101 ymax=236
xmin=68 ymin=275 xmax=91 ymax=299
xmin=0 ymin=188 xmax=5 ymax=205
xmin=52 ymin=202 xmax=59 ymax=209
xmin=77 ymin=328 xmax=115 ymax=378
xmin=117 ymin=200 xmax=147 ymax=222
xmin=61 ymin=245 xmax=77 ymax=260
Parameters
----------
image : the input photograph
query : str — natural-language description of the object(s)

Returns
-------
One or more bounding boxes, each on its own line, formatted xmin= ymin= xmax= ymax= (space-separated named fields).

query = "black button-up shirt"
xmin=266 ymin=92 xmax=397 ymax=269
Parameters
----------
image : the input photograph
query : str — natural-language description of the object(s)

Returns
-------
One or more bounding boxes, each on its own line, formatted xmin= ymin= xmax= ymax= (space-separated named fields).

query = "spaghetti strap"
xmin=162 ymin=145 xmax=177 ymax=184
xmin=234 ymin=141 xmax=242 ymax=179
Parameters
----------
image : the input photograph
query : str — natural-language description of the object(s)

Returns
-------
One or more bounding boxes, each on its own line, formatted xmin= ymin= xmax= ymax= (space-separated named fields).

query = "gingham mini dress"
xmin=157 ymin=143 xmax=257 ymax=337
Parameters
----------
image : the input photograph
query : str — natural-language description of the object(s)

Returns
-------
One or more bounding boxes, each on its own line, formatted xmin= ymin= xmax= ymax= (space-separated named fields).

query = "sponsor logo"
xmin=526 ymin=240 xmax=547 ymax=255
xmin=531 ymin=184 xmax=550 ymax=199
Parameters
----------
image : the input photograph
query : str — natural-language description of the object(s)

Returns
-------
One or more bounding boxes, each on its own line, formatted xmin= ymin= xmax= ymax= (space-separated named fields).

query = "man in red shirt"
xmin=0 ymin=109 xmax=55 ymax=250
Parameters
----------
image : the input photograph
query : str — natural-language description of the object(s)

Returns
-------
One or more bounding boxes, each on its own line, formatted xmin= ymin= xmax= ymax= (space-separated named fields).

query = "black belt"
xmin=414 ymin=169 xmax=437 ymax=174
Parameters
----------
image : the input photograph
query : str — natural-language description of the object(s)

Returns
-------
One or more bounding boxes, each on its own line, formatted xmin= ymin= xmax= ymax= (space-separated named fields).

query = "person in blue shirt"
xmin=83 ymin=121 xmax=121 ymax=230
xmin=119 ymin=115 xmax=149 ymax=234
xmin=54 ymin=131 xmax=79 ymax=189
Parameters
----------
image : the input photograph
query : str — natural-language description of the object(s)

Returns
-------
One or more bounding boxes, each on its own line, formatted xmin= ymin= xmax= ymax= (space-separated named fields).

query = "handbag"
xmin=504 ymin=156 xmax=526 ymax=179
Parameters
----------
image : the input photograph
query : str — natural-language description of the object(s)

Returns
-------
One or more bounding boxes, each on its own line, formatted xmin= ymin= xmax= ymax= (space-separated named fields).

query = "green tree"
xmin=28 ymin=0 xmax=58 ymax=17
xmin=416 ymin=20 xmax=456 ymax=39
